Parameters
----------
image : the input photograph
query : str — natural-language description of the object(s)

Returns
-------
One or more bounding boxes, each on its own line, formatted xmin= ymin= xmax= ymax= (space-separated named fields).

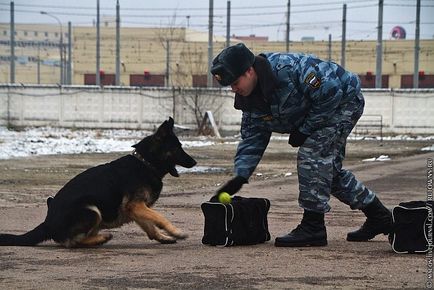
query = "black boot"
xmin=347 ymin=196 xmax=392 ymax=242
xmin=275 ymin=210 xmax=327 ymax=247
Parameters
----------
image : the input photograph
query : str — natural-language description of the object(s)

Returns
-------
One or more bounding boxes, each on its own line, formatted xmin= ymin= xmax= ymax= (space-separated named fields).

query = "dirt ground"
xmin=0 ymin=137 xmax=433 ymax=289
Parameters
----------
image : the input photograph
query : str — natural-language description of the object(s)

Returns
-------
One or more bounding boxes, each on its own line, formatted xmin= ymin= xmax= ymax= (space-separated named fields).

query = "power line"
xmin=0 ymin=3 xmax=379 ymax=19
xmin=0 ymin=1 xmax=376 ymax=11
xmin=385 ymin=3 xmax=434 ymax=7
xmin=2 ymin=1 xmax=433 ymax=19
xmin=2 ymin=0 xmax=433 ymax=12
xmin=0 ymin=6 xmax=434 ymax=27
xmin=1 ymin=1 xmax=433 ymax=41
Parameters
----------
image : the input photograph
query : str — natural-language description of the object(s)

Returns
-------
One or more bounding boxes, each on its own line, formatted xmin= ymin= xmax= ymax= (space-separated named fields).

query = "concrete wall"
xmin=0 ymin=84 xmax=239 ymax=131
xmin=0 ymin=84 xmax=433 ymax=134
xmin=361 ymin=89 xmax=434 ymax=134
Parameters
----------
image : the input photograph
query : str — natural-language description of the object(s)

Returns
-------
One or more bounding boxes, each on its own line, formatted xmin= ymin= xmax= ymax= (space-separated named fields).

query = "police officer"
xmin=211 ymin=43 xmax=392 ymax=247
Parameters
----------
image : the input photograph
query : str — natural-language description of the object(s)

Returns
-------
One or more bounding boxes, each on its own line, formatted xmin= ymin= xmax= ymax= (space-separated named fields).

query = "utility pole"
xmin=328 ymin=34 xmax=332 ymax=61
xmin=10 ymin=1 xmax=15 ymax=83
xmin=96 ymin=0 xmax=101 ymax=86
xmin=413 ymin=0 xmax=421 ymax=88
xmin=62 ymin=32 xmax=66 ymax=84
xmin=40 ymin=11 xmax=63 ymax=85
xmin=226 ymin=1 xmax=231 ymax=48
xmin=207 ymin=0 xmax=214 ymax=87
xmin=37 ymin=43 xmax=40 ymax=84
xmin=286 ymin=0 xmax=290 ymax=52
xmin=341 ymin=3 xmax=346 ymax=68
xmin=375 ymin=0 xmax=383 ymax=88
xmin=115 ymin=0 xmax=120 ymax=86
xmin=67 ymin=21 xmax=72 ymax=85
xmin=165 ymin=40 xmax=170 ymax=87
xmin=60 ymin=23 xmax=64 ymax=85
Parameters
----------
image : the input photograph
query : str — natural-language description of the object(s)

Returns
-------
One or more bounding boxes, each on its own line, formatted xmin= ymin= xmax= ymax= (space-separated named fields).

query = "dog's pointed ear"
xmin=168 ymin=117 xmax=174 ymax=128
xmin=155 ymin=117 xmax=174 ymax=139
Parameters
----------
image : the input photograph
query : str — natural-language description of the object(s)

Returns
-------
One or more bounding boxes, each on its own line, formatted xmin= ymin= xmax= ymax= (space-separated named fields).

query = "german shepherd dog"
xmin=0 ymin=117 xmax=196 ymax=247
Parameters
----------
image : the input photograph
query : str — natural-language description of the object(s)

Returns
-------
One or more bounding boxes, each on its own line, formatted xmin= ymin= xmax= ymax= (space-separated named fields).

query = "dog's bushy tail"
xmin=0 ymin=222 xmax=50 ymax=246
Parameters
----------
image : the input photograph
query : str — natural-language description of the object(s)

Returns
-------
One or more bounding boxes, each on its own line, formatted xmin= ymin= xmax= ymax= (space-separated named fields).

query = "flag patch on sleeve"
xmin=304 ymin=72 xmax=321 ymax=89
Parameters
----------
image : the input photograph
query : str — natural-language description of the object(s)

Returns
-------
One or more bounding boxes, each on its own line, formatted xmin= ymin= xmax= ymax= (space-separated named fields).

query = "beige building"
xmin=1 ymin=23 xmax=433 ymax=88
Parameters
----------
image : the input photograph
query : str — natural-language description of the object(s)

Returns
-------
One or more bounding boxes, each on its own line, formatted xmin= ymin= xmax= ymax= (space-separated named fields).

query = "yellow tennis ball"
xmin=218 ymin=192 xmax=232 ymax=204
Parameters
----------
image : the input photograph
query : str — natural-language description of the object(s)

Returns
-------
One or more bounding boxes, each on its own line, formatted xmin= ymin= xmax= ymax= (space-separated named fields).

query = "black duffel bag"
xmin=389 ymin=201 xmax=433 ymax=254
xmin=201 ymin=196 xmax=271 ymax=246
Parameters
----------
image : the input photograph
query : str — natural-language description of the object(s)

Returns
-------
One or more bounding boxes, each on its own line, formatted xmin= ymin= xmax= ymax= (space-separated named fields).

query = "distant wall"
xmin=361 ymin=89 xmax=434 ymax=134
xmin=1 ymin=24 xmax=433 ymax=89
xmin=0 ymin=84 xmax=240 ymax=131
xmin=0 ymin=84 xmax=433 ymax=134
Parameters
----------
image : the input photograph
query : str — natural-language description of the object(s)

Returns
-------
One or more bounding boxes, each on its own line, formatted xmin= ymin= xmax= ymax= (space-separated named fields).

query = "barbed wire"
xmin=1 ymin=0 xmax=432 ymax=11
xmin=1 ymin=1 xmax=432 ymax=18
xmin=0 ymin=1 xmax=432 ymax=42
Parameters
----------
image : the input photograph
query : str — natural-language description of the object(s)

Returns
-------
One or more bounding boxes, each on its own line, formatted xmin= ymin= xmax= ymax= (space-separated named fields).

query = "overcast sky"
xmin=0 ymin=0 xmax=433 ymax=41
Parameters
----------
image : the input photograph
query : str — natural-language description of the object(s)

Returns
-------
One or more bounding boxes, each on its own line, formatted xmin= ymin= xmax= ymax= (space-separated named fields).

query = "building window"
xmin=54 ymin=32 xmax=58 ymax=38
xmin=24 ymin=31 xmax=28 ymax=36
xmin=34 ymin=31 xmax=38 ymax=37
xmin=3 ymin=30 xmax=7 ymax=36
xmin=45 ymin=32 xmax=48 ymax=37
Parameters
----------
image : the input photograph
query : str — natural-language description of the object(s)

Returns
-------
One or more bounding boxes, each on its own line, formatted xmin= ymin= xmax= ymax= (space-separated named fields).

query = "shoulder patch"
xmin=304 ymin=72 xmax=321 ymax=89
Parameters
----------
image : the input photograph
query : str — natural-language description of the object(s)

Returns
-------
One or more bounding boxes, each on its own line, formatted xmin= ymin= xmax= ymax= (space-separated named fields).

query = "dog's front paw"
xmin=102 ymin=233 xmax=114 ymax=242
xmin=157 ymin=237 xmax=177 ymax=244
xmin=172 ymin=230 xmax=188 ymax=240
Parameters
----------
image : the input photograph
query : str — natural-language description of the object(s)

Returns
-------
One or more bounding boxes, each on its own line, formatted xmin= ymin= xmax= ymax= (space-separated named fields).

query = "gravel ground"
xmin=0 ymin=138 xmax=433 ymax=289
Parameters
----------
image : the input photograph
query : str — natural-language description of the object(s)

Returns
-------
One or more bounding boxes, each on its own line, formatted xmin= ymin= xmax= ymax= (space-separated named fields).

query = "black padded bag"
xmin=389 ymin=201 xmax=432 ymax=254
xmin=201 ymin=196 xmax=271 ymax=246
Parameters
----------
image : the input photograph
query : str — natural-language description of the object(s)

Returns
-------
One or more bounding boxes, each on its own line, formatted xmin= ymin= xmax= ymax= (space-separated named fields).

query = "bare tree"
xmin=155 ymin=12 xmax=185 ymax=87
xmin=155 ymin=15 xmax=225 ymax=135
xmin=176 ymin=44 xmax=225 ymax=134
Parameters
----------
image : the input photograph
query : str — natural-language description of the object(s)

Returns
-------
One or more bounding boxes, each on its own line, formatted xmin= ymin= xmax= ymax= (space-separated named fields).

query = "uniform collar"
xmin=234 ymin=55 xmax=279 ymax=111
xmin=254 ymin=54 xmax=279 ymax=99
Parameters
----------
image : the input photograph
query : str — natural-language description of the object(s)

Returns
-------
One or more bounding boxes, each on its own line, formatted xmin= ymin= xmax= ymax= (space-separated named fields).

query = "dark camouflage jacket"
xmin=234 ymin=52 xmax=362 ymax=179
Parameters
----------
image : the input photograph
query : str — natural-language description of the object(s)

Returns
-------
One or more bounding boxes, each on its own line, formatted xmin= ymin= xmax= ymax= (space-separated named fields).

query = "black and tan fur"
xmin=0 ymin=118 xmax=196 ymax=247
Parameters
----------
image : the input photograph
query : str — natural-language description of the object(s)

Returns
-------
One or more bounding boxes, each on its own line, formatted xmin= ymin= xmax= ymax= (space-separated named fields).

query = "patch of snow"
xmin=177 ymin=166 xmax=225 ymax=174
xmin=223 ymin=141 xmax=239 ymax=145
xmin=271 ymin=133 xmax=434 ymax=142
xmin=349 ymin=135 xmax=434 ymax=141
xmin=362 ymin=155 xmax=391 ymax=162
xmin=421 ymin=144 xmax=434 ymax=151
xmin=0 ymin=126 xmax=215 ymax=160
xmin=181 ymin=140 xmax=215 ymax=148
xmin=362 ymin=157 xmax=377 ymax=162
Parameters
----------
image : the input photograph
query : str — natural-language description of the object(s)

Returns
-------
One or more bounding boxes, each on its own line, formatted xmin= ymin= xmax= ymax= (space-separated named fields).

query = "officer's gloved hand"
xmin=216 ymin=176 xmax=248 ymax=196
xmin=289 ymin=129 xmax=309 ymax=147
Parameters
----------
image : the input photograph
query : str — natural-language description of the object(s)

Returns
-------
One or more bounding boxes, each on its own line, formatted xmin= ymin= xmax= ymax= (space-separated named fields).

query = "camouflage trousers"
xmin=297 ymin=93 xmax=375 ymax=213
